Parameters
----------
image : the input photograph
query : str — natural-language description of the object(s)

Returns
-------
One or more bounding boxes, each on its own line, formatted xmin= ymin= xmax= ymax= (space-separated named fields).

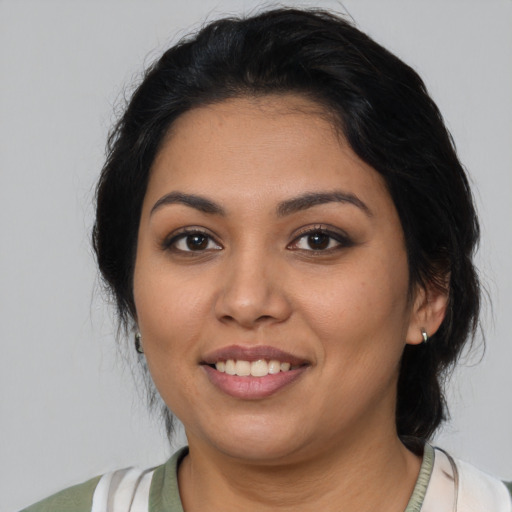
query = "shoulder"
xmin=18 ymin=448 xmax=188 ymax=512
xmin=429 ymin=447 xmax=512 ymax=511
xmin=454 ymin=454 xmax=512 ymax=510
xmin=20 ymin=475 xmax=102 ymax=512
xmin=19 ymin=467 xmax=156 ymax=512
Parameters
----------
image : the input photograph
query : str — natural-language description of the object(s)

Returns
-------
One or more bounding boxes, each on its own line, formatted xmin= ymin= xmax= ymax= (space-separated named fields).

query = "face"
xmin=133 ymin=95 xmax=422 ymax=464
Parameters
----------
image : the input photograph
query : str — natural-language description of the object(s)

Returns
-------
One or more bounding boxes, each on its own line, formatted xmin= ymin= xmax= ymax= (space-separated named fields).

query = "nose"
xmin=214 ymin=249 xmax=292 ymax=329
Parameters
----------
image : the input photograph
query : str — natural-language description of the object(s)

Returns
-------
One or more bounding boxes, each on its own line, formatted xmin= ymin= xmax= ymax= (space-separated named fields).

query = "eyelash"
xmin=162 ymin=225 xmax=353 ymax=254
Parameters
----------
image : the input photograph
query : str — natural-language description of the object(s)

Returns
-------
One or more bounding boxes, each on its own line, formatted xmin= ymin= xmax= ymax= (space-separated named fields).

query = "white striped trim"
xmin=91 ymin=471 xmax=115 ymax=512
xmin=91 ymin=467 xmax=155 ymax=512
xmin=421 ymin=448 xmax=512 ymax=511
xmin=421 ymin=449 xmax=456 ymax=512
xmin=131 ymin=470 xmax=155 ymax=511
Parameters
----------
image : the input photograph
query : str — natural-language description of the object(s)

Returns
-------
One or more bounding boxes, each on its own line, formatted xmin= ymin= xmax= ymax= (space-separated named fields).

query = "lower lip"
xmin=202 ymin=365 xmax=308 ymax=399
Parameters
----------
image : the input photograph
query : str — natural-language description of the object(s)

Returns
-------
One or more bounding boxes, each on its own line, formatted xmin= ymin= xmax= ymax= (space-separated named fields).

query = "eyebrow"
xmin=276 ymin=191 xmax=372 ymax=217
xmin=150 ymin=192 xmax=225 ymax=216
xmin=150 ymin=190 xmax=372 ymax=218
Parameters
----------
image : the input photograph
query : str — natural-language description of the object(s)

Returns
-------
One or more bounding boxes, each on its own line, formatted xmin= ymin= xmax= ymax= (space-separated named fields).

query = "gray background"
xmin=1 ymin=1 xmax=511 ymax=510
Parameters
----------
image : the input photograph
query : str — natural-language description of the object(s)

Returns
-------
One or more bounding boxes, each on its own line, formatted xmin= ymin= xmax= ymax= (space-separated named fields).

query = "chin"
xmin=193 ymin=416 xmax=312 ymax=464
xmin=219 ymin=439 xmax=305 ymax=465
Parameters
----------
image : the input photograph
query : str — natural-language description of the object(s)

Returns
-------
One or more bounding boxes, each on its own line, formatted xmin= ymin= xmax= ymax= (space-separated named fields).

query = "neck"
xmin=178 ymin=426 xmax=421 ymax=512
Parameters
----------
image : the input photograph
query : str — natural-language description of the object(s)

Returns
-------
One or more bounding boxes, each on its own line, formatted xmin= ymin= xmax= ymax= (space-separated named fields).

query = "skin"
xmin=133 ymin=95 xmax=448 ymax=511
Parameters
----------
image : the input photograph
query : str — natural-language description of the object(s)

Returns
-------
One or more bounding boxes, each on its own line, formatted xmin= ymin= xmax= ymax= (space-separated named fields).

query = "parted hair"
xmin=93 ymin=8 xmax=480 ymax=447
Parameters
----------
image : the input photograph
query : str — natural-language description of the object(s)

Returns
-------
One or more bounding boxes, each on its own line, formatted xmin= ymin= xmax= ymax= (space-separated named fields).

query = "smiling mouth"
xmin=208 ymin=359 xmax=303 ymax=377
xmin=201 ymin=346 xmax=309 ymax=399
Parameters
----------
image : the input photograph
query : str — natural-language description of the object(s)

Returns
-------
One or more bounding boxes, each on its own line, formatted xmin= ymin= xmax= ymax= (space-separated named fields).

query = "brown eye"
xmin=307 ymin=233 xmax=330 ymax=250
xmin=186 ymin=234 xmax=209 ymax=250
xmin=168 ymin=231 xmax=222 ymax=252
xmin=289 ymin=227 xmax=352 ymax=252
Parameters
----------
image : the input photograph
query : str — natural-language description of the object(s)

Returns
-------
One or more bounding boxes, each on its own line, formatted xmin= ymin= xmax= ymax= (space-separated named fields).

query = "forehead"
xmin=146 ymin=95 xmax=392 ymax=214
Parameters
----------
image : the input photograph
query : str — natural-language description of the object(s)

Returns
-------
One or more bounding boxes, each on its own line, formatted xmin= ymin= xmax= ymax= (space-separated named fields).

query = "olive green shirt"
xmin=19 ymin=445 xmax=511 ymax=511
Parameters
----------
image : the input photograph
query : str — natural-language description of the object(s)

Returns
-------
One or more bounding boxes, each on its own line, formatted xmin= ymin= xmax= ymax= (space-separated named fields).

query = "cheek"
xmin=304 ymin=277 xmax=408 ymax=333
xmin=299 ymin=271 xmax=410 ymax=420
xmin=133 ymin=261 xmax=213 ymax=357
xmin=133 ymin=268 xmax=210 ymax=410
xmin=298 ymin=256 xmax=411 ymax=364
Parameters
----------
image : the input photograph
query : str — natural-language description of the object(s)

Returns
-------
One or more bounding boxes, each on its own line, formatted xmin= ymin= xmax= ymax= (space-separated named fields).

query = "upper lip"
xmin=201 ymin=345 xmax=309 ymax=366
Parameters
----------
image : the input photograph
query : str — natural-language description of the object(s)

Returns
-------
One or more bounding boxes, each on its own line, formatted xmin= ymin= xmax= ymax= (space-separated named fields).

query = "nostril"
xmin=256 ymin=315 xmax=274 ymax=322
xmin=214 ymin=281 xmax=293 ymax=327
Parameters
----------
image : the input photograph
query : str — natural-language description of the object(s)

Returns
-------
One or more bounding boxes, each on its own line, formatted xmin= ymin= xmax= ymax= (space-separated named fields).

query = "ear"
xmin=406 ymin=281 xmax=449 ymax=345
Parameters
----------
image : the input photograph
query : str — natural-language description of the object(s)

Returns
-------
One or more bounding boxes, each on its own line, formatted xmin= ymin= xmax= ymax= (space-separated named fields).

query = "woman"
xmin=21 ymin=7 xmax=512 ymax=512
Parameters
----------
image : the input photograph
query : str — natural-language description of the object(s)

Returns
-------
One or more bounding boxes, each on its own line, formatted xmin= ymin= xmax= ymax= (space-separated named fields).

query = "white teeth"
xmin=214 ymin=359 xmax=296 ymax=377
xmin=268 ymin=360 xmax=281 ymax=374
xmin=225 ymin=359 xmax=236 ymax=375
xmin=250 ymin=359 xmax=268 ymax=377
xmin=235 ymin=360 xmax=251 ymax=376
